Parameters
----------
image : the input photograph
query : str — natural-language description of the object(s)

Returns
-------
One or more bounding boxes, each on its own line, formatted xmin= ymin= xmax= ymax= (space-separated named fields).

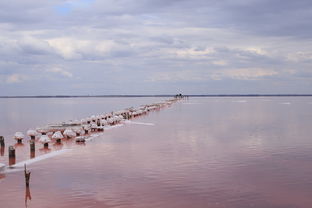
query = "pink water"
xmin=1 ymin=97 xmax=312 ymax=208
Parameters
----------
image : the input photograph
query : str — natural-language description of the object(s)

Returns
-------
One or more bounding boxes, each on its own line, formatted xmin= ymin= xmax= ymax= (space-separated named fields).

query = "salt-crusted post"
xmin=24 ymin=164 xmax=31 ymax=187
xmin=8 ymin=146 xmax=16 ymax=166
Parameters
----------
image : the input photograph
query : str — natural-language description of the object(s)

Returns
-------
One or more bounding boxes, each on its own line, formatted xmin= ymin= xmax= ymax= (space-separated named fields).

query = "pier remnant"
xmin=0 ymin=146 xmax=4 ymax=156
xmin=30 ymin=140 xmax=35 ymax=159
xmin=8 ymin=146 xmax=16 ymax=165
xmin=0 ymin=136 xmax=4 ymax=147
xmin=0 ymin=136 xmax=4 ymax=156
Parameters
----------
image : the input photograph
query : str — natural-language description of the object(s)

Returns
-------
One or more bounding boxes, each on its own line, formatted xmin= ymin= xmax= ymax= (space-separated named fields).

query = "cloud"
xmin=6 ymin=74 xmax=28 ymax=83
xmin=47 ymin=67 xmax=73 ymax=78
xmin=0 ymin=0 xmax=311 ymax=95
xmin=212 ymin=68 xmax=278 ymax=80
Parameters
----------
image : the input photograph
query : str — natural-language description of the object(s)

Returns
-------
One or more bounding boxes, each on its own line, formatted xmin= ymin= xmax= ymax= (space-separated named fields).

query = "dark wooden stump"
xmin=9 ymin=146 xmax=16 ymax=165
xmin=9 ymin=146 xmax=15 ymax=158
xmin=0 ymin=146 xmax=4 ymax=156
xmin=30 ymin=140 xmax=35 ymax=152
xmin=0 ymin=136 xmax=4 ymax=147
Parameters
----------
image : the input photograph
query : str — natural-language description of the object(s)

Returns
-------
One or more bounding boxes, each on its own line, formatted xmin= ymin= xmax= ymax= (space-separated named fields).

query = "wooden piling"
xmin=0 ymin=146 xmax=4 ymax=156
xmin=24 ymin=164 xmax=31 ymax=187
xmin=0 ymin=136 xmax=4 ymax=147
xmin=9 ymin=146 xmax=16 ymax=165
xmin=30 ymin=140 xmax=35 ymax=152
xmin=9 ymin=146 xmax=15 ymax=158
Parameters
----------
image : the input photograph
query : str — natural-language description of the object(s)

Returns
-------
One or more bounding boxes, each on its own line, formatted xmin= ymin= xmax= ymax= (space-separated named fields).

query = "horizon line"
xmin=1 ymin=94 xmax=312 ymax=98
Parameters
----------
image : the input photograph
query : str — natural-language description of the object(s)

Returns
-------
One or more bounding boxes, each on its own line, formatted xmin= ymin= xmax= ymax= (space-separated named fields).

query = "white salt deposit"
xmin=27 ymin=129 xmax=37 ymax=136
xmin=14 ymin=132 xmax=24 ymax=139
xmin=52 ymin=131 xmax=64 ymax=139
xmin=64 ymin=128 xmax=76 ymax=137
xmin=39 ymin=135 xmax=51 ymax=143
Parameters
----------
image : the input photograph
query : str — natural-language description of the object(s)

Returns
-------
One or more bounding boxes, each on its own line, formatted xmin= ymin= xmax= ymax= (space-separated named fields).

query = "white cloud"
xmin=47 ymin=67 xmax=73 ymax=78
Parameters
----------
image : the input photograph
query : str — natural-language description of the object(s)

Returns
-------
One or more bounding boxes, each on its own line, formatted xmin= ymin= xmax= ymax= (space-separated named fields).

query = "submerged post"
xmin=8 ymin=146 xmax=16 ymax=166
xmin=24 ymin=164 xmax=31 ymax=187
xmin=0 ymin=136 xmax=4 ymax=156
xmin=0 ymin=146 xmax=4 ymax=156
xmin=30 ymin=140 xmax=35 ymax=158
xmin=0 ymin=136 xmax=4 ymax=147
xmin=9 ymin=146 xmax=15 ymax=158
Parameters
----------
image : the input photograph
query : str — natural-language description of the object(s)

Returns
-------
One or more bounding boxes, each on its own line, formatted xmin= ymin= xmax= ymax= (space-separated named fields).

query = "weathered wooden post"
xmin=8 ymin=146 xmax=16 ymax=166
xmin=30 ymin=140 xmax=35 ymax=158
xmin=0 ymin=136 xmax=4 ymax=147
xmin=24 ymin=164 xmax=31 ymax=187
xmin=0 ymin=136 xmax=4 ymax=156
xmin=0 ymin=146 xmax=4 ymax=156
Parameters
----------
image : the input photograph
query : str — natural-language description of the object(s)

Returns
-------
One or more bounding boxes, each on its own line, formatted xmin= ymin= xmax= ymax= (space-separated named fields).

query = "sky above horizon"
xmin=0 ymin=0 xmax=312 ymax=95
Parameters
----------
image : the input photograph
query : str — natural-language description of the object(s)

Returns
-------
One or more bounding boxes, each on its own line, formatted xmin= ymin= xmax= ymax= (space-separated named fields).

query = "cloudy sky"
xmin=0 ymin=0 xmax=312 ymax=95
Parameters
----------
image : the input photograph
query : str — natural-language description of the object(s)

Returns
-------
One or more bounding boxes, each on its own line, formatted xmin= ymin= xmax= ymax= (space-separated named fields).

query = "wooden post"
xmin=30 ymin=140 xmax=35 ymax=159
xmin=0 ymin=146 xmax=4 ymax=156
xmin=9 ymin=146 xmax=16 ymax=166
xmin=0 ymin=136 xmax=4 ymax=156
xmin=24 ymin=164 xmax=31 ymax=187
xmin=30 ymin=140 xmax=35 ymax=152
xmin=9 ymin=146 xmax=15 ymax=158
xmin=0 ymin=136 xmax=4 ymax=147
xmin=44 ymin=143 xmax=49 ymax=148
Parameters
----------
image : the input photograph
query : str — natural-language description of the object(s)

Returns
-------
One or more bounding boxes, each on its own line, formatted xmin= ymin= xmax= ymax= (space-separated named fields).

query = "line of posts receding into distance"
xmin=0 ymin=95 xmax=186 ymax=168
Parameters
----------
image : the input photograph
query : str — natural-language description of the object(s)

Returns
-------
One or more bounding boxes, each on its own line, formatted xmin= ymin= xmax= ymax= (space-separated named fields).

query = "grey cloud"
xmin=0 ymin=0 xmax=312 ymax=95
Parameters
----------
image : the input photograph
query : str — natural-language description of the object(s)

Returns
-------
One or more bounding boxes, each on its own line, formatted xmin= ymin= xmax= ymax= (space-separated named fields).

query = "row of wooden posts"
xmin=0 ymin=135 xmax=31 ymax=187
xmin=0 ymin=96 xmax=186 ymax=188
xmin=0 ymin=136 xmax=35 ymax=166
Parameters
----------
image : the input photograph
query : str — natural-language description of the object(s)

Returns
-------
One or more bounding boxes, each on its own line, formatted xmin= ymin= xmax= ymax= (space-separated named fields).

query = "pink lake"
xmin=1 ymin=96 xmax=312 ymax=208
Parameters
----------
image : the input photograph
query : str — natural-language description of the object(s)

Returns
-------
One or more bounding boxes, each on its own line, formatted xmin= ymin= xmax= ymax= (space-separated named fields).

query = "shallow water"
xmin=1 ymin=97 xmax=312 ymax=208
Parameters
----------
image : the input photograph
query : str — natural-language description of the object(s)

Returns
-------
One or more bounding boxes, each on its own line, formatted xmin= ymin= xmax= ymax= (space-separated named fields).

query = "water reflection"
xmin=9 ymin=157 xmax=16 ymax=166
xmin=0 ymin=97 xmax=312 ymax=208
xmin=39 ymin=147 xmax=51 ymax=154
xmin=14 ymin=143 xmax=25 ymax=148
xmin=30 ymin=150 xmax=35 ymax=159
xmin=0 ymin=146 xmax=4 ymax=156
xmin=53 ymin=143 xmax=64 ymax=150
xmin=25 ymin=187 xmax=32 ymax=208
